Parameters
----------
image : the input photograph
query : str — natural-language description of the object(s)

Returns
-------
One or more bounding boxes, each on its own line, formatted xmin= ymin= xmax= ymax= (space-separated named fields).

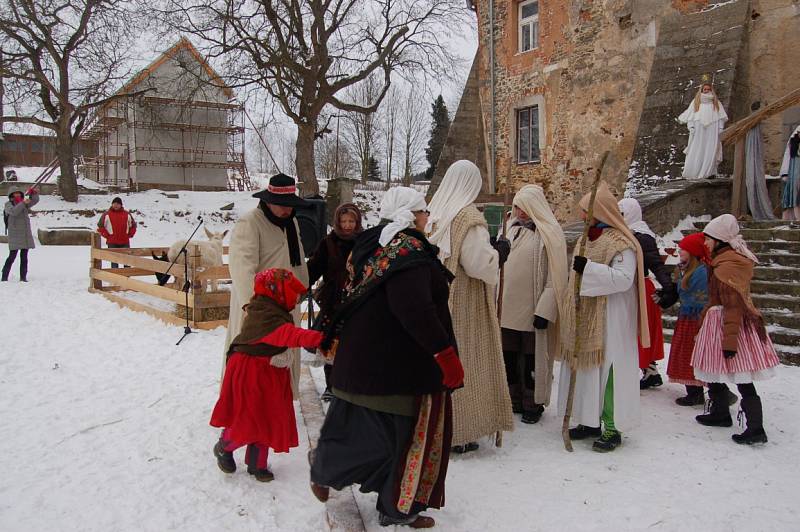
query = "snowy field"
xmin=2 ymin=187 xmax=800 ymax=531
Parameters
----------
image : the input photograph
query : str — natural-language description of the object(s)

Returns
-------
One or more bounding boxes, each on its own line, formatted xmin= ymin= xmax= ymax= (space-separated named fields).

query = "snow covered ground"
xmin=2 ymin=187 xmax=800 ymax=531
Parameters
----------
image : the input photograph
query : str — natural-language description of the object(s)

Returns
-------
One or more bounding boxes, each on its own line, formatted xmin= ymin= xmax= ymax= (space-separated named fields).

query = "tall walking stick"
xmin=561 ymin=151 xmax=610 ymax=452
xmin=494 ymin=165 xmax=512 ymax=448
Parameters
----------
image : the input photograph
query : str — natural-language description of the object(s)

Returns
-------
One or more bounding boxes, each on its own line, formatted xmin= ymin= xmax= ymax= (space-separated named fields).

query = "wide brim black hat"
xmin=252 ymin=173 xmax=311 ymax=208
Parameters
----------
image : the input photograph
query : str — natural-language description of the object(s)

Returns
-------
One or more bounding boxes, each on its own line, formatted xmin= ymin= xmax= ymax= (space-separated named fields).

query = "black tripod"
xmin=163 ymin=217 xmax=204 ymax=345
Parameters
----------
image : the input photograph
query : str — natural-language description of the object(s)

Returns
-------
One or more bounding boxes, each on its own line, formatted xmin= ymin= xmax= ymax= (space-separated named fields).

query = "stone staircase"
xmin=662 ymin=220 xmax=800 ymax=365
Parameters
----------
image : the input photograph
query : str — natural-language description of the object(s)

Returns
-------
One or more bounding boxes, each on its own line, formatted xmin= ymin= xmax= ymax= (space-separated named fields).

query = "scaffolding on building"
xmin=79 ymin=95 xmax=253 ymax=191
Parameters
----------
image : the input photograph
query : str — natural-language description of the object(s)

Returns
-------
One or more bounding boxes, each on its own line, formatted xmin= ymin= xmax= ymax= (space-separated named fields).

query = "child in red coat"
xmin=210 ymin=268 xmax=322 ymax=481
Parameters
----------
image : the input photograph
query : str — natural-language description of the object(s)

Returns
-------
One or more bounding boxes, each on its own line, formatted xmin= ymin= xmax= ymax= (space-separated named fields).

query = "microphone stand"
xmin=166 ymin=217 xmax=204 ymax=346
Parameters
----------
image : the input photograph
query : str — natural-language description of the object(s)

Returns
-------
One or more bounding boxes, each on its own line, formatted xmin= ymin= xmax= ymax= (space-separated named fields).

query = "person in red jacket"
xmin=210 ymin=268 xmax=323 ymax=482
xmin=97 ymin=197 xmax=136 ymax=268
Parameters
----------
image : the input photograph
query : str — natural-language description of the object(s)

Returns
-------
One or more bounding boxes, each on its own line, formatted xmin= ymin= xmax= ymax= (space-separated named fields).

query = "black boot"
xmin=213 ymin=441 xmax=236 ymax=474
xmin=521 ymin=404 xmax=545 ymax=424
xmin=451 ymin=442 xmax=479 ymax=454
xmin=696 ymin=386 xmax=732 ymax=427
xmin=732 ymin=396 xmax=768 ymax=445
xmin=640 ymin=366 xmax=663 ymax=390
xmin=676 ymin=385 xmax=705 ymax=406
xmin=592 ymin=430 xmax=622 ymax=453
xmin=1 ymin=259 xmax=10 ymax=282
xmin=568 ymin=425 xmax=602 ymax=440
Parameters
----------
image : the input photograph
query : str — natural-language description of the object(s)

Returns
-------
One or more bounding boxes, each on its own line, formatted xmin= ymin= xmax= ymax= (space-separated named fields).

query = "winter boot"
xmin=379 ymin=513 xmax=435 ymax=528
xmin=640 ymin=364 xmax=663 ymax=389
xmin=521 ymin=404 xmax=545 ymax=424
xmin=695 ymin=386 xmax=732 ymax=427
xmin=592 ymin=430 xmax=622 ymax=453
xmin=732 ymin=396 xmax=768 ymax=445
xmin=676 ymin=385 xmax=705 ymax=406
xmin=568 ymin=425 xmax=602 ymax=440
xmin=245 ymin=444 xmax=274 ymax=482
xmin=213 ymin=441 xmax=236 ymax=474
xmin=451 ymin=442 xmax=479 ymax=454
xmin=1 ymin=262 xmax=10 ymax=282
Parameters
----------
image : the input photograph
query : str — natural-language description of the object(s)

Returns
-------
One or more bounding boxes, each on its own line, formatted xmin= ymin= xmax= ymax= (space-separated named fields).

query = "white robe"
xmin=678 ymin=97 xmax=728 ymax=179
xmin=557 ymin=248 xmax=640 ymax=432
xmin=459 ymin=225 xmax=500 ymax=285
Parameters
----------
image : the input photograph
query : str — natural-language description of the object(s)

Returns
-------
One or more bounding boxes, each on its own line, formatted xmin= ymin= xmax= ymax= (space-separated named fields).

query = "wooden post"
xmin=731 ymin=139 xmax=747 ymax=217
xmin=89 ymin=233 xmax=102 ymax=290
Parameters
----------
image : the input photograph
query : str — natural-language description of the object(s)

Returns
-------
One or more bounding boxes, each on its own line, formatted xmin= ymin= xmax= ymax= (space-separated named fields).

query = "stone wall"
xmin=630 ymin=0 xmax=750 ymax=187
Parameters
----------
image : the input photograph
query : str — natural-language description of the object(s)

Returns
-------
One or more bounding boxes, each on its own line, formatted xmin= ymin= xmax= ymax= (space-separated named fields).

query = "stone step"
xmin=662 ymin=263 xmax=799 ymax=283
xmin=759 ymin=253 xmax=800 ymax=267
xmin=751 ymin=280 xmax=800 ymax=297
xmin=746 ymin=241 xmax=800 ymax=253
xmin=753 ymin=294 xmax=800 ymax=313
xmin=680 ymin=228 xmax=800 ymax=242
xmin=693 ymin=220 xmax=800 ymax=230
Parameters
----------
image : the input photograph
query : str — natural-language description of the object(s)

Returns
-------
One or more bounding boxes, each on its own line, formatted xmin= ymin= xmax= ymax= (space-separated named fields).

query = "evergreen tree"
xmin=424 ymin=95 xmax=451 ymax=180
xmin=367 ymin=156 xmax=382 ymax=181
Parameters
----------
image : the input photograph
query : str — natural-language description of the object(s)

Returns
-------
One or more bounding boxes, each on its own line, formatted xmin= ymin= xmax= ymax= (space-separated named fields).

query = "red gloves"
xmin=435 ymin=346 xmax=464 ymax=389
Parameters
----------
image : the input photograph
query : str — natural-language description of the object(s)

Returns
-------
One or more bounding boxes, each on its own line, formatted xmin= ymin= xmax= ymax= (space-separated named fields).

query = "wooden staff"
xmin=494 ymin=164 xmax=512 ymax=448
xmin=561 ymin=151 xmax=609 ymax=452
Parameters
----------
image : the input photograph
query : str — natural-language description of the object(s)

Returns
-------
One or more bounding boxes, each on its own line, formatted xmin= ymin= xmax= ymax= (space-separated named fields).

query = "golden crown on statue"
xmin=700 ymin=73 xmax=711 ymax=83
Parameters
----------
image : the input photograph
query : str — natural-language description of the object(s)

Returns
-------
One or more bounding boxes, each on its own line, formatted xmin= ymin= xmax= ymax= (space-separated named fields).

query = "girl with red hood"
xmin=665 ymin=232 xmax=710 ymax=406
xmin=210 ymin=268 xmax=323 ymax=481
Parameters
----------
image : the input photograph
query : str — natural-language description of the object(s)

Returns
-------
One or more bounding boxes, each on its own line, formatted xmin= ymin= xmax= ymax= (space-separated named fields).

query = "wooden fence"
xmin=88 ymin=233 xmax=232 ymax=330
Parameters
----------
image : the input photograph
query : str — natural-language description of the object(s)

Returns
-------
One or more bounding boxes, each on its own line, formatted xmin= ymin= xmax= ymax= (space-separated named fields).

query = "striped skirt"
xmin=691 ymin=306 xmax=780 ymax=384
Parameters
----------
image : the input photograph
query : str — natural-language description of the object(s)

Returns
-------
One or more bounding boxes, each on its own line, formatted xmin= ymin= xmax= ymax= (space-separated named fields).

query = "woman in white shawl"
xmin=500 ymin=185 xmax=568 ymax=424
xmin=678 ymin=83 xmax=728 ymax=179
xmin=427 ymin=160 xmax=514 ymax=453
xmin=779 ymin=125 xmax=800 ymax=220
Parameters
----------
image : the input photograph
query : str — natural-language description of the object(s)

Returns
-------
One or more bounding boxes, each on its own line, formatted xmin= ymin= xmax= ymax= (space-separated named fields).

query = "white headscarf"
xmin=378 ymin=187 xmax=427 ymax=246
xmin=426 ymin=160 xmax=483 ymax=260
xmin=618 ymin=197 xmax=657 ymax=240
xmin=703 ymin=214 xmax=760 ymax=264
xmin=512 ymin=185 xmax=569 ymax=322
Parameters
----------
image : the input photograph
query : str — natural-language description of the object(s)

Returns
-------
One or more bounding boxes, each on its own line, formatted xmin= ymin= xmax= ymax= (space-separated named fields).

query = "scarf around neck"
xmin=259 ymin=201 xmax=302 ymax=267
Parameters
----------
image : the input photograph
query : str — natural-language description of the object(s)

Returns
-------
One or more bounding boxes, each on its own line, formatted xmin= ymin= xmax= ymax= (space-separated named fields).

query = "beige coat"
xmin=446 ymin=205 xmax=514 ymax=446
xmin=224 ymin=207 xmax=308 ymax=394
xmin=500 ymin=226 xmax=558 ymax=405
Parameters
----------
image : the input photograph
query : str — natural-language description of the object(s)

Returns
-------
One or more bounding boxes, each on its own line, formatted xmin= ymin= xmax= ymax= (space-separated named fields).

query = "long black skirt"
xmin=310 ymin=397 xmax=438 ymax=520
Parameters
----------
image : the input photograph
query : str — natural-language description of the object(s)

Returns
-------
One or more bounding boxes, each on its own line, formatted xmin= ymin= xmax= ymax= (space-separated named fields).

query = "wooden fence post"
xmin=89 ymin=232 xmax=102 ymax=290
xmin=188 ymin=242 xmax=202 ymax=326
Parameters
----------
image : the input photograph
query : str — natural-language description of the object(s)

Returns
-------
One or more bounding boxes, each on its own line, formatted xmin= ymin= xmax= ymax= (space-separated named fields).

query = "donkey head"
xmin=151 ymin=250 xmax=171 ymax=286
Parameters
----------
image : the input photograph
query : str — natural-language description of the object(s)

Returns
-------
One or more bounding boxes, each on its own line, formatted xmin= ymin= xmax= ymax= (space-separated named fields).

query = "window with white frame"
xmin=518 ymin=0 xmax=539 ymax=53
xmin=517 ymin=105 xmax=540 ymax=164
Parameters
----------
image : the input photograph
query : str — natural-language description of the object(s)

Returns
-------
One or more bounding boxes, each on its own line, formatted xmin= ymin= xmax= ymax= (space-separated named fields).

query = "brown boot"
xmin=409 ymin=515 xmax=435 ymax=528
xmin=310 ymin=482 xmax=330 ymax=502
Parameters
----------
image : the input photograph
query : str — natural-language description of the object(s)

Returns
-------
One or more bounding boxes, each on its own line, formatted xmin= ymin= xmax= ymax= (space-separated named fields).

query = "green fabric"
xmin=601 ymin=365 xmax=617 ymax=433
xmin=331 ymin=388 xmax=416 ymax=417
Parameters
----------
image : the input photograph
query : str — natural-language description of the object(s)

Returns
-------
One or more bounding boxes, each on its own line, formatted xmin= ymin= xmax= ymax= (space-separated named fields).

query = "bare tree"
xmin=383 ymin=85 xmax=398 ymax=186
xmin=157 ymin=0 xmax=469 ymax=195
xmin=315 ymin=125 xmax=356 ymax=181
xmin=398 ymin=86 xmax=427 ymax=185
xmin=342 ymin=74 xmax=382 ymax=184
xmin=0 ymin=0 xmax=141 ymax=201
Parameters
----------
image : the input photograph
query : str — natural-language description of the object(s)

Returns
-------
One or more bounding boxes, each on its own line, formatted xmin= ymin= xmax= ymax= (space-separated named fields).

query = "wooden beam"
xmin=91 ymin=268 xmax=192 ymax=305
xmin=193 ymin=292 xmax=231 ymax=309
xmin=89 ymin=233 xmax=102 ymax=290
xmin=91 ymin=249 xmax=179 ymax=274
xmin=721 ymin=87 xmax=800 ymax=146
xmin=731 ymin=139 xmax=747 ymax=217
xmin=90 ymin=288 xmax=188 ymax=328
xmin=105 ymin=267 xmax=156 ymax=277
xmin=194 ymin=319 xmax=229 ymax=330
xmin=195 ymin=265 xmax=231 ymax=281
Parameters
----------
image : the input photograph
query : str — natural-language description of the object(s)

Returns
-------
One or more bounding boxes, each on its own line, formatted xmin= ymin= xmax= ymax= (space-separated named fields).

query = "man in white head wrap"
xmin=500 ymin=185 xmax=568 ymax=424
xmin=427 ymin=160 xmax=514 ymax=452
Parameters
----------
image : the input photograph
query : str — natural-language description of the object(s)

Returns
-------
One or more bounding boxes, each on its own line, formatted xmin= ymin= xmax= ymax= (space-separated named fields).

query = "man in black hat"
xmin=224 ymin=173 xmax=311 ymax=369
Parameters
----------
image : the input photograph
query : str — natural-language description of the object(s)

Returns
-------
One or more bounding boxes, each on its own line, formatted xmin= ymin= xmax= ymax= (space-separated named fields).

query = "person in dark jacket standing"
xmin=310 ymin=187 xmax=462 ymax=529
xmin=618 ymin=198 xmax=678 ymax=389
xmin=2 ymin=186 xmax=39 ymax=282
xmin=97 ymin=197 xmax=137 ymax=268
xmin=306 ymin=203 xmax=363 ymax=399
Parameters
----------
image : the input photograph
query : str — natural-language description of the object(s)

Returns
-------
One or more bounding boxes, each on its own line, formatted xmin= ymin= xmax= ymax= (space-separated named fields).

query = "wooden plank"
xmin=731 ymin=139 xmax=747 ymax=217
xmin=92 ymin=249 xmax=179 ymax=274
xmin=194 ymin=319 xmax=229 ymax=330
xmin=105 ymin=267 xmax=155 ymax=277
xmin=195 ymin=265 xmax=231 ymax=281
xmin=89 ymin=233 xmax=102 ymax=290
xmin=90 ymin=288 xmax=186 ymax=327
xmin=193 ymin=292 xmax=231 ymax=308
xmin=91 ymin=268 xmax=192 ymax=305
